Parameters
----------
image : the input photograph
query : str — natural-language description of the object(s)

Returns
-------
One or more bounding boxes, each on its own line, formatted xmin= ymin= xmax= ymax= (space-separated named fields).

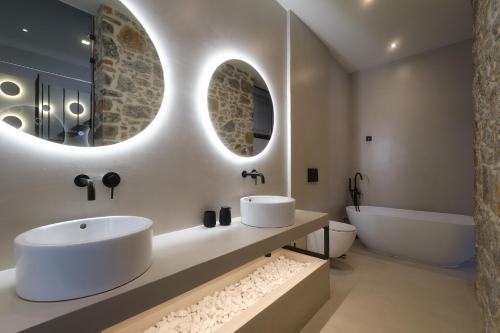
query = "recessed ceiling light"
xmin=22 ymin=28 xmax=29 ymax=33
xmin=389 ymin=41 xmax=399 ymax=50
xmin=81 ymin=39 xmax=91 ymax=46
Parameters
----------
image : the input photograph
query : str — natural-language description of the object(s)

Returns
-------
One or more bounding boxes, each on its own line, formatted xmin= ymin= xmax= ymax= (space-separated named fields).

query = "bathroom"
xmin=0 ymin=0 xmax=497 ymax=332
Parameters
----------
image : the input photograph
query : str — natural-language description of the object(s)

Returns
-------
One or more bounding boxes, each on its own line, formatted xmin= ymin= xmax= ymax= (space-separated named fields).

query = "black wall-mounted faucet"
xmin=74 ymin=174 xmax=95 ymax=201
xmin=242 ymin=169 xmax=266 ymax=185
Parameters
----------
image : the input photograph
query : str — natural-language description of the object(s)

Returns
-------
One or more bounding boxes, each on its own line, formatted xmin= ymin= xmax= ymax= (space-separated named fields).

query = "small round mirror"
xmin=2 ymin=115 xmax=23 ymax=129
xmin=207 ymin=60 xmax=274 ymax=157
xmin=0 ymin=81 xmax=21 ymax=97
xmin=69 ymin=102 xmax=85 ymax=116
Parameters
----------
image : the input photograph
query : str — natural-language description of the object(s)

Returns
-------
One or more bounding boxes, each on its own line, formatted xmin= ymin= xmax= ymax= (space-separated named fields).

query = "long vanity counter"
xmin=0 ymin=210 xmax=327 ymax=333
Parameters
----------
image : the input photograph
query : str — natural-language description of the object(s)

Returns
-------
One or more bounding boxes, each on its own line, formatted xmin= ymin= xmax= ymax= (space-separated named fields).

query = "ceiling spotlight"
xmin=389 ymin=41 xmax=399 ymax=50
xmin=81 ymin=39 xmax=91 ymax=46
xmin=22 ymin=28 xmax=29 ymax=33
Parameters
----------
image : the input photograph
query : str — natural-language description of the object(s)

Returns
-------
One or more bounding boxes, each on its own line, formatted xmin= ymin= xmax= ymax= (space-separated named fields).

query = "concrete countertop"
xmin=0 ymin=210 xmax=328 ymax=333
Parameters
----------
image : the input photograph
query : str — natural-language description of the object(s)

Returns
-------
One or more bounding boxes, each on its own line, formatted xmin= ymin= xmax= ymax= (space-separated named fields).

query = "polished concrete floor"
xmin=301 ymin=241 xmax=481 ymax=333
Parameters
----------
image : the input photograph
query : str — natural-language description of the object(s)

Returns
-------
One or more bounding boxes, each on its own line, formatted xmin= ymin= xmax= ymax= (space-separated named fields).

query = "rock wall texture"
xmin=472 ymin=0 xmax=500 ymax=332
xmin=94 ymin=4 xmax=164 ymax=146
xmin=208 ymin=63 xmax=254 ymax=156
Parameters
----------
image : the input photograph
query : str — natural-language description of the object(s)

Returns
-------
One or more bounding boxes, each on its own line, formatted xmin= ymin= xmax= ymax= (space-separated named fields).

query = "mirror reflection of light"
xmin=0 ymin=0 xmax=171 ymax=156
xmin=1 ymin=113 xmax=25 ymax=131
xmin=65 ymin=100 xmax=86 ymax=117
xmin=197 ymin=50 xmax=277 ymax=163
xmin=42 ymin=104 xmax=55 ymax=113
xmin=0 ymin=80 xmax=23 ymax=99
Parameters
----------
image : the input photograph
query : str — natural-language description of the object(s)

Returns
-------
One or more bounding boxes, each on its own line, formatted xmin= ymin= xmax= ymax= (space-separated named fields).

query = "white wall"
xmin=290 ymin=12 xmax=352 ymax=220
xmin=352 ymin=40 xmax=474 ymax=215
xmin=0 ymin=0 xmax=288 ymax=269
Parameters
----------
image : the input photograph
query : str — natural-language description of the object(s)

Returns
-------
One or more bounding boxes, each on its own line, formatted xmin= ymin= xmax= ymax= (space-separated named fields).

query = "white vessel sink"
xmin=240 ymin=196 xmax=296 ymax=228
xmin=15 ymin=216 xmax=153 ymax=301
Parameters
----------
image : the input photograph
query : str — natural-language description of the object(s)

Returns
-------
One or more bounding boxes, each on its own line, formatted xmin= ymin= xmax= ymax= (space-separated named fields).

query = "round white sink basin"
xmin=15 ymin=216 xmax=153 ymax=301
xmin=240 ymin=196 xmax=296 ymax=228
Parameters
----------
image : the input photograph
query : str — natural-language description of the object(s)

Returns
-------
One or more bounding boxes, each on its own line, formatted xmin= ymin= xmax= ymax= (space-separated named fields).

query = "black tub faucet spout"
xmin=349 ymin=172 xmax=363 ymax=212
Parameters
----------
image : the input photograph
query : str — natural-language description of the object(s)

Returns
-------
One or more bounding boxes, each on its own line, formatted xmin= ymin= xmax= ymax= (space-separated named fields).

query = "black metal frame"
xmin=34 ymin=75 xmax=40 ymax=137
xmin=254 ymin=133 xmax=271 ymax=140
xmin=90 ymin=19 xmax=96 ymax=146
xmin=283 ymin=226 xmax=330 ymax=260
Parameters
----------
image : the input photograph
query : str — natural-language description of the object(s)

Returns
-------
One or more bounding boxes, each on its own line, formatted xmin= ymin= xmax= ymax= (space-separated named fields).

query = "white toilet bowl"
xmin=307 ymin=221 xmax=357 ymax=258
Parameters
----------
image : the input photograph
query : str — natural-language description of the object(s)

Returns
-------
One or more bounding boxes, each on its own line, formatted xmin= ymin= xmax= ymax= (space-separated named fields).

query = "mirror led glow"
xmin=197 ymin=51 xmax=277 ymax=163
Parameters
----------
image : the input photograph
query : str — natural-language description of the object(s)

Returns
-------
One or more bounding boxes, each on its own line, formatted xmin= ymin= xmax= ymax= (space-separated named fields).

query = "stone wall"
xmin=472 ymin=0 xmax=500 ymax=332
xmin=94 ymin=4 xmax=164 ymax=146
xmin=208 ymin=63 xmax=254 ymax=156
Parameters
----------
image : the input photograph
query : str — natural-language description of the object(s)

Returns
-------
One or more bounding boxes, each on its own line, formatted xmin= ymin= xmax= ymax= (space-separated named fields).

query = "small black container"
xmin=219 ymin=206 xmax=232 ymax=226
xmin=203 ymin=210 xmax=216 ymax=228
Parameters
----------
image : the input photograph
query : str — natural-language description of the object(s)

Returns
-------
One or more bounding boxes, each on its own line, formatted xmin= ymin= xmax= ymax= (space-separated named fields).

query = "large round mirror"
xmin=207 ymin=60 xmax=274 ymax=157
xmin=0 ymin=0 xmax=164 ymax=147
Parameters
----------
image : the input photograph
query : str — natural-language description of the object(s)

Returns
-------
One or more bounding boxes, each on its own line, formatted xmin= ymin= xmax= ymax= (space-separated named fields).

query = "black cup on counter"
xmin=203 ymin=210 xmax=216 ymax=228
xmin=219 ymin=206 xmax=232 ymax=226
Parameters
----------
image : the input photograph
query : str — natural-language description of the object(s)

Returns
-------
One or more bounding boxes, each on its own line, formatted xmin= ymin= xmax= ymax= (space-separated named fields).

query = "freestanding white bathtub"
xmin=346 ymin=206 xmax=475 ymax=267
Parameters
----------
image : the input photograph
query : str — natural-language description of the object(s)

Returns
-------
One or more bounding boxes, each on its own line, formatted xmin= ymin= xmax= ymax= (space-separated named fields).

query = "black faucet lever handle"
xmin=102 ymin=172 xmax=121 ymax=200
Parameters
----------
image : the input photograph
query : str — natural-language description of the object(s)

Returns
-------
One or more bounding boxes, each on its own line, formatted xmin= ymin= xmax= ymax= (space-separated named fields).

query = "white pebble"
xmin=142 ymin=256 xmax=309 ymax=333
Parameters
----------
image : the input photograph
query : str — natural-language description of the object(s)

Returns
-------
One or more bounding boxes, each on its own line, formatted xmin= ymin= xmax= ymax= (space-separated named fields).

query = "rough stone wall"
xmin=94 ymin=4 xmax=164 ymax=146
xmin=472 ymin=0 xmax=500 ymax=332
xmin=208 ymin=63 xmax=254 ymax=156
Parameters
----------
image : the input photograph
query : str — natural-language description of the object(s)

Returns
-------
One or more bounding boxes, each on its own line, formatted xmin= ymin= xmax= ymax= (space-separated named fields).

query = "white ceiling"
xmin=276 ymin=0 xmax=472 ymax=72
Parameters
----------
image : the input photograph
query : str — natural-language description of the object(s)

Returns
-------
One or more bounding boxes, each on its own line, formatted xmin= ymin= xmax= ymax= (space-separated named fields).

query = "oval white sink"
xmin=15 ymin=216 xmax=153 ymax=301
xmin=240 ymin=196 xmax=296 ymax=228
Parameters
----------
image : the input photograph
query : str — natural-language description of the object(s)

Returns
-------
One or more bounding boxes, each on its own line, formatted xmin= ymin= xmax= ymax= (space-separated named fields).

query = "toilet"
xmin=307 ymin=221 xmax=357 ymax=258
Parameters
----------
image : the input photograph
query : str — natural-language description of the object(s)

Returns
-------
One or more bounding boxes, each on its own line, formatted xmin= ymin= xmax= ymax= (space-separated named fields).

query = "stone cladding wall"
xmin=94 ymin=4 xmax=164 ymax=145
xmin=472 ymin=0 xmax=500 ymax=332
xmin=208 ymin=63 xmax=254 ymax=156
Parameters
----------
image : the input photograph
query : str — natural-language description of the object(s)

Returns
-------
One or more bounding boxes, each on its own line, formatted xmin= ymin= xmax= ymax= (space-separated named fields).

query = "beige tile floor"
xmin=301 ymin=241 xmax=481 ymax=333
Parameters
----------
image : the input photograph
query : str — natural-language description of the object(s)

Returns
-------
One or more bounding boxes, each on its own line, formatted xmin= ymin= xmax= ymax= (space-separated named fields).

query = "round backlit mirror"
xmin=207 ymin=60 xmax=274 ymax=157
xmin=0 ymin=0 xmax=164 ymax=147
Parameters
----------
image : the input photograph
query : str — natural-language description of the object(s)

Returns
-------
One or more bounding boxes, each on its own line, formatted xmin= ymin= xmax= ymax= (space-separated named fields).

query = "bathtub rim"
xmin=346 ymin=206 xmax=474 ymax=226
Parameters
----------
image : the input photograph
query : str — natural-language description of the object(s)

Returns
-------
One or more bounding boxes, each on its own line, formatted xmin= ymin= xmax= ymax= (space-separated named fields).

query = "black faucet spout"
xmin=354 ymin=172 xmax=363 ymax=189
xmin=74 ymin=174 xmax=96 ymax=201
xmin=242 ymin=169 xmax=266 ymax=185
xmin=351 ymin=172 xmax=363 ymax=212
xmin=87 ymin=179 xmax=95 ymax=201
